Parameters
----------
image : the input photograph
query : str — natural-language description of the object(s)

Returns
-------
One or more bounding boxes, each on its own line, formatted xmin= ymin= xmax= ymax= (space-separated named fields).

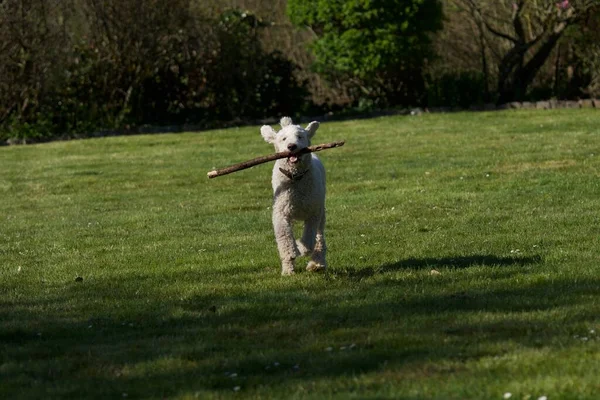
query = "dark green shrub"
xmin=202 ymin=9 xmax=309 ymax=121
xmin=287 ymin=0 xmax=443 ymax=107
xmin=0 ymin=2 xmax=309 ymax=143
xmin=426 ymin=71 xmax=488 ymax=108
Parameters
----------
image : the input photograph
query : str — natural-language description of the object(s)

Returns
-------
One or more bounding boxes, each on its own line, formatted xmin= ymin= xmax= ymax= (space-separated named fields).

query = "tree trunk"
xmin=497 ymin=44 xmax=528 ymax=103
xmin=497 ymin=30 xmax=567 ymax=104
xmin=476 ymin=19 xmax=490 ymax=102
xmin=518 ymin=32 xmax=565 ymax=94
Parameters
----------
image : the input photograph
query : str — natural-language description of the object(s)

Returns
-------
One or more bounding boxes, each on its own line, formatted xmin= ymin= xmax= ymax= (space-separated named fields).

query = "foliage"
xmin=2 ymin=111 xmax=600 ymax=398
xmin=203 ymin=9 xmax=309 ymax=121
xmin=426 ymin=71 xmax=489 ymax=108
xmin=570 ymin=12 xmax=600 ymax=98
xmin=0 ymin=0 xmax=72 ymax=141
xmin=0 ymin=0 xmax=309 ymax=143
xmin=454 ymin=0 xmax=599 ymax=103
xmin=287 ymin=0 xmax=443 ymax=107
xmin=2 ymin=0 xmax=600 ymax=143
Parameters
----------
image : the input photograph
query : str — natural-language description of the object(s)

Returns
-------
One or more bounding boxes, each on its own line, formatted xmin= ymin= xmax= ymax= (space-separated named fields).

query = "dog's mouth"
xmin=288 ymin=155 xmax=299 ymax=164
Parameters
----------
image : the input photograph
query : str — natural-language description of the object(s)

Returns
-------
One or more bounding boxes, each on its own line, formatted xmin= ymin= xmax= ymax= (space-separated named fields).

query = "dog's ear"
xmin=261 ymin=125 xmax=277 ymax=144
xmin=280 ymin=116 xmax=293 ymax=128
xmin=305 ymin=121 xmax=320 ymax=139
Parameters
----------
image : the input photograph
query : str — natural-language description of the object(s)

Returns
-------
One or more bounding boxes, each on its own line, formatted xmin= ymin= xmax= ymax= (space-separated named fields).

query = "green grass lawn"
xmin=1 ymin=109 xmax=599 ymax=399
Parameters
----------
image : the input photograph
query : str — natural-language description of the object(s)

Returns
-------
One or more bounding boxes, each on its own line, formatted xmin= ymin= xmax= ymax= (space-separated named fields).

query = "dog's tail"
xmin=280 ymin=116 xmax=293 ymax=128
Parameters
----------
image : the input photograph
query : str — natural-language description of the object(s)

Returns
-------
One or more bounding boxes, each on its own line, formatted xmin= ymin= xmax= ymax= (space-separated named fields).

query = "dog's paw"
xmin=281 ymin=259 xmax=296 ymax=276
xmin=306 ymin=261 xmax=326 ymax=272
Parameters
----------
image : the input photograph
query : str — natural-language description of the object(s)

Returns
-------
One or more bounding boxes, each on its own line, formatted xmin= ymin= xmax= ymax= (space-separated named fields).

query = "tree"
xmin=0 ymin=0 xmax=73 ymax=131
xmin=459 ymin=0 xmax=598 ymax=103
xmin=1 ymin=0 xmax=310 ymax=142
xmin=571 ymin=10 xmax=600 ymax=98
xmin=287 ymin=0 xmax=443 ymax=107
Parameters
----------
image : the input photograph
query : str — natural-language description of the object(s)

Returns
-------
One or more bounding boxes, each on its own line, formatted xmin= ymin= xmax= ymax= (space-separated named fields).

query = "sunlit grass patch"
xmin=1 ymin=109 xmax=599 ymax=399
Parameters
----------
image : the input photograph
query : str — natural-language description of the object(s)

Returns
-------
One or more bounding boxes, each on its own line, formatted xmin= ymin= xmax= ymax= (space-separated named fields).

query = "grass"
xmin=1 ymin=109 xmax=599 ymax=399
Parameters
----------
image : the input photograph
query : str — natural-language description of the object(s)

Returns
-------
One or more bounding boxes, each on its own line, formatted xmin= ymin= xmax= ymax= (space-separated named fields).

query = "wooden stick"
xmin=207 ymin=141 xmax=345 ymax=179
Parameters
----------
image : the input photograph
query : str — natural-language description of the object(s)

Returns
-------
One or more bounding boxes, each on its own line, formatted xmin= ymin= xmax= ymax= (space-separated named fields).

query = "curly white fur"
xmin=260 ymin=117 xmax=327 ymax=275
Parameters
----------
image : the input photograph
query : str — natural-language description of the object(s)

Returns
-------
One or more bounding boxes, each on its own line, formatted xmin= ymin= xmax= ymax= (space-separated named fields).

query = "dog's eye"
xmin=282 ymin=137 xmax=287 ymax=141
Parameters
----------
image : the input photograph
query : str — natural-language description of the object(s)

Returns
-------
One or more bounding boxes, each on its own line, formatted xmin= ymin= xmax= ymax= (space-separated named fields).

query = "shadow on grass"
xmin=1 ymin=254 xmax=598 ymax=398
xmin=388 ymin=254 xmax=542 ymax=269
xmin=331 ymin=254 xmax=542 ymax=280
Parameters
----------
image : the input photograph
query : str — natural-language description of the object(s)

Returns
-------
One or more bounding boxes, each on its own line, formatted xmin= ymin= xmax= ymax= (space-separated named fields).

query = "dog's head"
xmin=260 ymin=117 xmax=319 ymax=167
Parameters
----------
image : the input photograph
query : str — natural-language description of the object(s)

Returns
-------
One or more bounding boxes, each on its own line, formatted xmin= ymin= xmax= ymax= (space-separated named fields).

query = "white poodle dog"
xmin=260 ymin=117 xmax=327 ymax=275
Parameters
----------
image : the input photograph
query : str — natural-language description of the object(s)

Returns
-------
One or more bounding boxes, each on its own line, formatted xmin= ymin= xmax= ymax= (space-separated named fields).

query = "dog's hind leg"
xmin=306 ymin=210 xmax=326 ymax=272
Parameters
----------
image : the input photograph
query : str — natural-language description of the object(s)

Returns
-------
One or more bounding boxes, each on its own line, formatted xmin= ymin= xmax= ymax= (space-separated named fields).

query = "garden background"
xmin=1 ymin=0 xmax=598 ymax=143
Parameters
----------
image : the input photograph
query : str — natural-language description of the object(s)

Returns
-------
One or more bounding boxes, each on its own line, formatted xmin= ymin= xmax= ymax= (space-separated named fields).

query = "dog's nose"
xmin=287 ymin=143 xmax=297 ymax=151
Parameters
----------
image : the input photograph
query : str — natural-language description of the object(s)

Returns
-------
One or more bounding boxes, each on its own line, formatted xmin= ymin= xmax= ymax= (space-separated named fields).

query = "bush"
xmin=287 ymin=0 xmax=443 ymax=107
xmin=200 ymin=9 xmax=309 ymax=121
xmin=569 ymin=12 xmax=600 ymax=99
xmin=0 ymin=1 xmax=309 ymax=143
xmin=426 ymin=71 xmax=489 ymax=108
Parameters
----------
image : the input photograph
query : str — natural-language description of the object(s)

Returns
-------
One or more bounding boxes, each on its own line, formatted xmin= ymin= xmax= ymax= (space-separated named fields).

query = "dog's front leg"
xmin=273 ymin=215 xmax=299 ymax=275
xmin=297 ymin=215 xmax=319 ymax=257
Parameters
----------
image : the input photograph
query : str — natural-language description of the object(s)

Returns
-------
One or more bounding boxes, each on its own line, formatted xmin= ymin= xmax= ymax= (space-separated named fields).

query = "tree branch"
xmin=463 ymin=0 xmax=518 ymax=43
xmin=512 ymin=0 xmax=526 ymax=42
